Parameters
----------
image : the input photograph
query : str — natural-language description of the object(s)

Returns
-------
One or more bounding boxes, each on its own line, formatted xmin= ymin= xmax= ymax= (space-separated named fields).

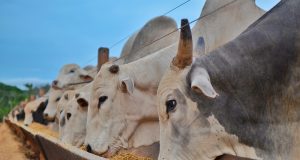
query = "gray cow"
xmin=158 ymin=0 xmax=300 ymax=159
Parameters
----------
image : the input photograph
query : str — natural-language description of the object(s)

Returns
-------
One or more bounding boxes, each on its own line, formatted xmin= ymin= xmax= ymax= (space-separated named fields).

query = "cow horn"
xmin=172 ymin=19 xmax=193 ymax=69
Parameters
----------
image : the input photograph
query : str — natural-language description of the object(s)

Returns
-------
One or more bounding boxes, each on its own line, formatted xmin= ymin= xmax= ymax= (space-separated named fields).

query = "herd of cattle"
xmin=7 ymin=0 xmax=300 ymax=159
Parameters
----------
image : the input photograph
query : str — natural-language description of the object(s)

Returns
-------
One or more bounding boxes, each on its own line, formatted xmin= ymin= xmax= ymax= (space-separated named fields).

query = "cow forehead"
xmin=94 ymin=66 xmax=121 ymax=89
xmin=75 ymin=91 xmax=88 ymax=101
xmin=96 ymin=66 xmax=110 ymax=80
xmin=158 ymin=68 xmax=189 ymax=96
xmin=98 ymin=63 xmax=113 ymax=75
xmin=65 ymin=98 xmax=76 ymax=110
xmin=60 ymin=64 xmax=80 ymax=73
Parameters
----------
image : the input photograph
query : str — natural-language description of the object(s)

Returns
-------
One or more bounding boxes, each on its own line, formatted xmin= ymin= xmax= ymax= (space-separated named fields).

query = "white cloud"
xmin=0 ymin=78 xmax=51 ymax=90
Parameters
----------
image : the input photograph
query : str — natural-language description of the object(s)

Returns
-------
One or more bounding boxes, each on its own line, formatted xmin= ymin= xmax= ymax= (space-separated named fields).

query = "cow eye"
xmin=64 ymin=94 xmax=68 ymax=100
xmin=66 ymin=113 xmax=71 ymax=120
xmin=166 ymin=100 xmax=177 ymax=113
xmin=98 ymin=96 xmax=108 ymax=109
xmin=69 ymin=69 xmax=75 ymax=73
xmin=55 ymin=97 xmax=61 ymax=102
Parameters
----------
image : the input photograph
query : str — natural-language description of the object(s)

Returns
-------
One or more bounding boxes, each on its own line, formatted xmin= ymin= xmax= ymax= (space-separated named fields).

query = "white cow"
xmin=84 ymin=33 xmax=177 ymax=158
xmin=119 ymin=31 xmax=138 ymax=60
xmin=115 ymin=16 xmax=179 ymax=65
xmin=51 ymin=64 xmax=94 ymax=90
xmin=59 ymin=83 xmax=92 ymax=147
xmin=122 ymin=16 xmax=178 ymax=63
xmin=44 ymin=64 xmax=96 ymax=121
xmin=43 ymin=88 xmax=64 ymax=121
xmin=84 ymin=0 xmax=264 ymax=158
xmin=57 ymin=90 xmax=76 ymax=137
xmin=9 ymin=102 xmax=26 ymax=122
xmin=84 ymin=48 xmax=174 ymax=157
xmin=24 ymin=96 xmax=48 ymax=126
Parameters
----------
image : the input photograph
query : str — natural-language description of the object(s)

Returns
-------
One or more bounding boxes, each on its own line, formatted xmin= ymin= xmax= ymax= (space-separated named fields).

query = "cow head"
xmin=43 ymin=88 xmax=63 ymax=121
xmin=24 ymin=103 xmax=33 ymax=126
xmin=13 ymin=105 xmax=25 ymax=121
xmin=44 ymin=64 xmax=95 ymax=121
xmin=85 ymin=62 xmax=159 ymax=157
xmin=24 ymin=97 xmax=48 ymax=126
xmin=59 ymin=87 xmax=90 ymax=147
xmin=157 ymin=19 xmax=258 ymax=160
xmin=57 ymin=90 xmax=75 ymax=137
xmin=52 ymin=64 xmax=94 ymax=90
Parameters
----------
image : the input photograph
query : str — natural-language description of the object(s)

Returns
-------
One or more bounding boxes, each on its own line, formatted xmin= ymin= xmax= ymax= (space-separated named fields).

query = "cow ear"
xmin=190 ymin=68 xmax=218 ymax=98
xmin=78 ymin=68 xmax=94 ymax=82
xmin=64 ymin=94 xmax=68 ymax=100
xmin=121 ymin=77 xmax=134 ymax=94
xmin=77 ymin=98 xmax=89 ymax=108
xmin=194 ymin=37 xmax=205 ymax=55
xmin=79 ymin=74 xmax=93 ymax=82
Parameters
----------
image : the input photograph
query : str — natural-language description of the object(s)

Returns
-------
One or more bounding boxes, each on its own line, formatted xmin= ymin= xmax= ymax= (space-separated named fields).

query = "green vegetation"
xmin=0 ymin=82 xmax=50 ymax=121
xmin=0 ymin=82 xmax=27 ymax=121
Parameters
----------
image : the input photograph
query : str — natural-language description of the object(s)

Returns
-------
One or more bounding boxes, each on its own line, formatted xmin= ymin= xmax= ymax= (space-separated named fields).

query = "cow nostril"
xmin=24 ymin=124 xmax=28 ymax=126
xmin=86 ymin=144 xmax=92 ymax=153
xmin=43 ymin=113 xmax=48 ymax=118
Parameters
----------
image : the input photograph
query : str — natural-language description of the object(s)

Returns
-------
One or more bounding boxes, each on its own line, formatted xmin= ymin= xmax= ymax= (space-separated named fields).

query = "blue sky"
xmin=0 ymin=0 xmax=279 ymax=89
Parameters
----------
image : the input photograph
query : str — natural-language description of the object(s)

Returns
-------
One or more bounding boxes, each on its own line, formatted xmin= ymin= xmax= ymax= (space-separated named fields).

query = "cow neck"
xmin=123 ymin=43 xmax=177 ymax=92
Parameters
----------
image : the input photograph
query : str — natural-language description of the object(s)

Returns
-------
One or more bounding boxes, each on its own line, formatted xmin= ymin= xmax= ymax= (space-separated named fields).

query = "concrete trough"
xmin=5 ymin=119 xmax=106 ymax=160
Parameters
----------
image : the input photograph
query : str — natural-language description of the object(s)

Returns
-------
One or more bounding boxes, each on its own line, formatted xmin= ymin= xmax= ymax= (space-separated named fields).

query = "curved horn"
xmin=172 ymin=19 xmax=193 ymax=69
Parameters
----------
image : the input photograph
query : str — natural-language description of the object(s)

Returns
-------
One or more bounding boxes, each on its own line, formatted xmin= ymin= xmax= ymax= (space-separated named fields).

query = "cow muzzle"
xmin=43 ymin=113 xmax=55 ymax=122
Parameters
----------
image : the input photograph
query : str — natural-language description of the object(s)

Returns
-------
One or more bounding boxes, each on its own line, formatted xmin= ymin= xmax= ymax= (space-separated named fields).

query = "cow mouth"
xmin=84 ymin=146 xmax=114 ymax=158
xmin=87 ymin=145 xmax=119 ymax=158
xmin=215 ymin=154 xmax=254 ymax=160
xmin=99 ymin=146 xmax=118 ymax=158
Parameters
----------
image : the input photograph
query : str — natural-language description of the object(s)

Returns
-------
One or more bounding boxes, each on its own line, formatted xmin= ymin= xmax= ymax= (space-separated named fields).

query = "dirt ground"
xmin=0 ymin=123 xmax=26 ymax=160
